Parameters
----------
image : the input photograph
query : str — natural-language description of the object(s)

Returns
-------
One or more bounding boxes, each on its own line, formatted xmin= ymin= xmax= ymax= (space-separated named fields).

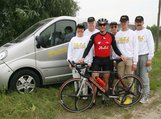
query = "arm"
xmin=85 ymin=47 xmax=93 ymax=65
xmin=147 ymin=30 xmax=155 ymax=60
xmin=67 ymin=39 xmax=73 ymax=61
xmin=132 ymin=32 xmax=138 ymax=65
xmin=82 ymin=36 xmax=94 ymax=58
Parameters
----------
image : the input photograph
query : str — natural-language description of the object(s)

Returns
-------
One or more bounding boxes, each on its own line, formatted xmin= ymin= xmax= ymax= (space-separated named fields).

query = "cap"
xmin=87 ymin=17 xmax=95 ymax=22
xmin=120 ymin=15 xmax=129 ymax=22
xmin=110 ymin=22 xmax=118 ymax=26
xmin=135 ymin=16 xmax=144 ymax=22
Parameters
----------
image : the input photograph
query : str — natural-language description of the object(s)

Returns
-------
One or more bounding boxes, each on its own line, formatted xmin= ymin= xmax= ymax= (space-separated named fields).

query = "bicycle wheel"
xmin=112 ymin=74 xmax=144 ymax=107
xmin=59 ymin=78 xmax=94 ymax=112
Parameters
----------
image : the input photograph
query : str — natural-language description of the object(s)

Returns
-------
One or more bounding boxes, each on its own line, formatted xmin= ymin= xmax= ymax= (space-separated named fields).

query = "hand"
xmin=120 ymin=55 xmax=127 ymax=62
xmin=146 ymin=60 xmax=152 ymax=67
xmin=88 ymin=64 xmax=92 ymax=67
xmin=78 ymin=58 xmax=85 ymax=64
xmin=132 ymin=64 xmax=137 ymax=71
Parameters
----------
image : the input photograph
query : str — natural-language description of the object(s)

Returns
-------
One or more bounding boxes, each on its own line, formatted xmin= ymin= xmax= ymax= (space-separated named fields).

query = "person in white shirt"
xmin=67 ymin=23 xmax=93 ymax=99
xmin=115 ymin=15 xmax=138 ymax=78
xmin=84 ymin=17 xmax=99 ymax=37
xmin=134 ymin=16 xmax=155 ymax=103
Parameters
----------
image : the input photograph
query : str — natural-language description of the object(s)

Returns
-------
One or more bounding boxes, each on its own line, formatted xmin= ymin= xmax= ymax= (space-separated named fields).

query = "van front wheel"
xmin=9 ymin=69 xmax=40 ymax=93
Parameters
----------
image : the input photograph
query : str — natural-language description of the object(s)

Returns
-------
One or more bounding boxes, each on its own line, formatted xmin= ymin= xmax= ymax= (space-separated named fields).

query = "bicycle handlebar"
xmin=68 ymin=60 xmax=89 ymax=69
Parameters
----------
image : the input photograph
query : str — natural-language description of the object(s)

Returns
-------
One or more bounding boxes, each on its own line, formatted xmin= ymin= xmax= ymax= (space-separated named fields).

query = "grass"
xmin=0 ymin=88 xmax=61 ymax=119
xmin=0 ymin=46 xmax=161 ymax=119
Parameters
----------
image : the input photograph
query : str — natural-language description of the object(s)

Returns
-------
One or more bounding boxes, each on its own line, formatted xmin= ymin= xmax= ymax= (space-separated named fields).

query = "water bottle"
xmin=95 ymin=77 xmax=106 ymax=87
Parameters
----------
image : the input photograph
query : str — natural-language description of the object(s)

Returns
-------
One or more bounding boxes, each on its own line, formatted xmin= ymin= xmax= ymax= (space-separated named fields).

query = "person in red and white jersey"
xmin=79 ymin=18 xmax=126 ymax=104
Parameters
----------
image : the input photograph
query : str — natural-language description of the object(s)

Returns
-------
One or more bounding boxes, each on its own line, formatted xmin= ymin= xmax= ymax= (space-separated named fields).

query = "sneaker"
xmin=139 ymin=97 xmax=149 ymax=104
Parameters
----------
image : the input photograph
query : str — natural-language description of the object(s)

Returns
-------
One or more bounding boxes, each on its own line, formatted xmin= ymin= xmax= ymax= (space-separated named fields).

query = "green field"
xmin=0 ymin=48 xmax=161 ymax=119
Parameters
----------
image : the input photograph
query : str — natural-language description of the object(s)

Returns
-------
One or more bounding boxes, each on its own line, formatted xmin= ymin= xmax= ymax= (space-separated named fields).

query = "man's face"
xmin=135 ymin=21 xmax=144 ymax=30
xmin=98 ymin=24 xmax=107 ymax=32
xmin=76 ymin=28 xmax=84 ymax=37
xmin=110 ymin=25 xmax=118 ymax=34
xmin=88 ymin=22 xmax=96 ymax=31
xmin=120 ymin=21 xmax=129 ymax=29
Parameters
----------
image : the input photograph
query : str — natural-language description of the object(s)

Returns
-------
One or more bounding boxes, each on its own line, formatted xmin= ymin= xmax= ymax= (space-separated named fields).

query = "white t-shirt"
xmin=114 ymin=29 xmax=138 ymax=64
xmin=67 ymin=36 xmax=93 ymax=64
xmin=135 ymin=28 xmax=154 ymax=60
xmin=84 ymin=29 xmax=99 ymax=37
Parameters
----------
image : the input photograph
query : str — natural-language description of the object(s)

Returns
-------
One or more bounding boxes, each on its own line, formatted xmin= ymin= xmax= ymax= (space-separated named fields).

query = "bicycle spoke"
xmin=121 ymin=94 xmax=127 ymax=104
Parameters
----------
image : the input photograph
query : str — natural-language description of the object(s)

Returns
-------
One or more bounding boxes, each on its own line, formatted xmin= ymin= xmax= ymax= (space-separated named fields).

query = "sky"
xmin=75 ymin=0 xmax=160 ymax=26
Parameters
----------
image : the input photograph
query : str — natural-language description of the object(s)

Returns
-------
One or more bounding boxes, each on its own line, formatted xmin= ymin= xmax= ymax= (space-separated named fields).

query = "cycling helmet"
xmin=97 ymin=18 xmax=108 ymax=25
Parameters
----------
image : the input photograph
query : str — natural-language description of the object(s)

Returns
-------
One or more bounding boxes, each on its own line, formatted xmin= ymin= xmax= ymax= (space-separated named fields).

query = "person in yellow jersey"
xmin=67 ymin=23 xmax=93 ymax=99
xmin=135 ymin=16 xmax=154 ymax=104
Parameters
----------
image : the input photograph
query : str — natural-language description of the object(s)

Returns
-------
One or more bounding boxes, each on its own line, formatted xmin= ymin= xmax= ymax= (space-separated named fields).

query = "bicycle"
xmin=59 ymin=60 xmax=144 ymax=112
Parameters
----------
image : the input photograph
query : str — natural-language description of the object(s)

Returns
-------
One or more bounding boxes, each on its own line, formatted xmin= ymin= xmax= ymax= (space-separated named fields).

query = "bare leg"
xmin=92 ymin=72 xmax=99 ymax=103
xmin=103 ymin=73 xmax=110 ymax=91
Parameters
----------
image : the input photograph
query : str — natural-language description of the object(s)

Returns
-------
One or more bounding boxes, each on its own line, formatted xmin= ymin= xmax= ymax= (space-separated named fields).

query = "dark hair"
xmin=76 ymin=23 xmax=85 ymax=30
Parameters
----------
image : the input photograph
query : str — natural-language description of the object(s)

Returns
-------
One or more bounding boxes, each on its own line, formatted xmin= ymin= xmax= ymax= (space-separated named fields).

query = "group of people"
xmin=67 ymin=15 xmax=154 ymax=105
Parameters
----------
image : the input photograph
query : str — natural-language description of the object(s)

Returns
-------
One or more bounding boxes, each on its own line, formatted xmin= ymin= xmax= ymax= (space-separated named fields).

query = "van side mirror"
xmin=35 ymin=36 xmax=47 ymax=48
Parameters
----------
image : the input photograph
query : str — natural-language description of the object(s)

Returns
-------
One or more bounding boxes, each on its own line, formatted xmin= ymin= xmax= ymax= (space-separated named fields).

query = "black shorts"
xmin=92 ymin=56 xmax=111 ymax=71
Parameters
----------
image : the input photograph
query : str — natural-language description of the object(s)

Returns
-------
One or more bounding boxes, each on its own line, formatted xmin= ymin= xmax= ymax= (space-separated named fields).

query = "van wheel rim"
xmin=16 ymin=75 xmax=36 ymax=93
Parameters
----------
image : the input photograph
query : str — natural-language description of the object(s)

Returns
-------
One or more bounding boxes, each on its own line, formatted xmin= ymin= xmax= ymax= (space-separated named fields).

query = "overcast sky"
xmin=75 ymin=0 xmax=160 ymax=26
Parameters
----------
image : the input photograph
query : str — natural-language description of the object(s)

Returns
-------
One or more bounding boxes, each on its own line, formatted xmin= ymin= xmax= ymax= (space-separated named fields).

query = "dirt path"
xmin=131 ymin=90 xmax=161 ymax=119
xmin=55 ymin=90 xmax=161 ymax=119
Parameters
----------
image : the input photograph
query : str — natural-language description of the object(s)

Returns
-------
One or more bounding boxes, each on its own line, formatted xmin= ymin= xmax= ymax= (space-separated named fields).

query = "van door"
xmin=35 ymin=20 xmax=76 ymax=84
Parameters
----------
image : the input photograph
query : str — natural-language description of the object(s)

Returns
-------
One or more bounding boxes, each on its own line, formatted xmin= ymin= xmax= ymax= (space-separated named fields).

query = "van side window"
xmin=40 ymin=20 xmax=76 ymax=48
xmin=55 ymin=20 xmax=76 ymax=43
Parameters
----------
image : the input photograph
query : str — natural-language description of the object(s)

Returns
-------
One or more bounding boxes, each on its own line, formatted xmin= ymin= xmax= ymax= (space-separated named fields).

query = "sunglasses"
xmin=99 ymin=24 xmax=106 ymax=26
xmin=110 ymin=26 xmax=117 ymax=28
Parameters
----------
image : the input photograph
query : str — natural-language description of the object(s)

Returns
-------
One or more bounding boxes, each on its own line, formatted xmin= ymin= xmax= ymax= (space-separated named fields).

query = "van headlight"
xmin=0 ymin=51 xmax=7 ymax=60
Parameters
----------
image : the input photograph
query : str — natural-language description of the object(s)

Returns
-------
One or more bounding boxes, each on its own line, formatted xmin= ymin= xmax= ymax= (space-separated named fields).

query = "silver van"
xmin=0 ymin=16 xmax=85 ymax=93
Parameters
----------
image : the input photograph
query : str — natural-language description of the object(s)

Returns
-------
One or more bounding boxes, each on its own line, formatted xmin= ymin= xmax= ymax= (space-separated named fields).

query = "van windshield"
xmin=11 ymin=18 xmax=53 ymax=43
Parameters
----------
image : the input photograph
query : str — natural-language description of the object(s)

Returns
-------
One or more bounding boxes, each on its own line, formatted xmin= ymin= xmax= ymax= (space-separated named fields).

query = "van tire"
xmin=9 ymin=69 xmax=40 ymax=93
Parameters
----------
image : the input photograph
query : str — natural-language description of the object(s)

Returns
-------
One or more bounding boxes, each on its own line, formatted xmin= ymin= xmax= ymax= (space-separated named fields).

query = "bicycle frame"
xmin=68 ymin=60 xmax=126 ymax=96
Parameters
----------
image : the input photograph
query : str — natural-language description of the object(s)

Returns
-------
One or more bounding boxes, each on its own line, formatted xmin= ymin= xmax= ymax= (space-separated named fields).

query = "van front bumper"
xmin=0 ymin=63 xmax=13 ymax=90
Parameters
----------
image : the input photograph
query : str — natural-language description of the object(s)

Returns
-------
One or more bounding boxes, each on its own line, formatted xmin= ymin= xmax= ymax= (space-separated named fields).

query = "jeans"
xmin=135 ymin=54 xmax=151 ymax=98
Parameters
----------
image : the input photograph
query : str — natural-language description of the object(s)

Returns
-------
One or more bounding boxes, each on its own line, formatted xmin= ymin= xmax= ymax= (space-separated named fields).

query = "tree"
xmin=147 ymin=25 xmax=161 ymax=51
xmin=0 ymin=0 xmax=79 ymax=46
xmin=147 ymin=25 xmax=161 ymax=40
